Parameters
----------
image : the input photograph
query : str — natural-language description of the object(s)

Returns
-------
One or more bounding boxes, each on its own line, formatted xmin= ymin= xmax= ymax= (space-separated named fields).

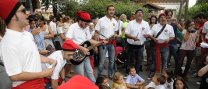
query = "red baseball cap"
xmin=76 ymin=11 xmax=91 ymax=22
xmin=0 ymin=0 xmax=22 ymax=25
xmin=158 ymin=13 xmax=166 ymax=19
xmin=58 ymin=75 xmax=98 ymax=89
xmin=62 ymin=39 xmax=78 ymax=51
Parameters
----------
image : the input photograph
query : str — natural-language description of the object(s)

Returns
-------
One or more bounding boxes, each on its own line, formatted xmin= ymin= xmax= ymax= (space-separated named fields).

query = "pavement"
xmin=95 ymin=57 xmax=201 ymax=89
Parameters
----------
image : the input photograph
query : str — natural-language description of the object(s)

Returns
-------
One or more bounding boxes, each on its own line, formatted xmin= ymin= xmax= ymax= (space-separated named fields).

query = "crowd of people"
xmin=0 ymin=0 xmax=208 ymax=89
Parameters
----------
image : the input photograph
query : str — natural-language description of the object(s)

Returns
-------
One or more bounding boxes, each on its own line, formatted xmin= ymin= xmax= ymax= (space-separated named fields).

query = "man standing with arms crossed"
xmin=0 ymin=0 xmax=55 ymax=88
xmin=95 ymin=5 xmax=118 ymax=78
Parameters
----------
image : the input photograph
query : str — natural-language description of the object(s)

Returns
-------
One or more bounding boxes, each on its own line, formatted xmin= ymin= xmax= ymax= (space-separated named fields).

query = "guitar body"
xmin=70 ymin=41 xmax=94 ymax=65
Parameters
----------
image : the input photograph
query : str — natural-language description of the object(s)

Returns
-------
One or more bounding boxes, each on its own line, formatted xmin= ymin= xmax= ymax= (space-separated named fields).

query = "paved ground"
xmin=96 ymin=57 xmax=201 ymax=89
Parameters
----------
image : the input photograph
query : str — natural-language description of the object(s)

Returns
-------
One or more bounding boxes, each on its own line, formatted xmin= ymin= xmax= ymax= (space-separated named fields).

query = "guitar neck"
xmin=87 ymin=45 xmax=96 ymax=50
xmin=87 ymin=42 xmax=102 ymax=50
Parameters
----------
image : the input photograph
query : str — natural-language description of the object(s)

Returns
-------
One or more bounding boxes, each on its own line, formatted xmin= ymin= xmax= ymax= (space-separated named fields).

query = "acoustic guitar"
xmin=70 ymin=41 xmax=102 ymax=65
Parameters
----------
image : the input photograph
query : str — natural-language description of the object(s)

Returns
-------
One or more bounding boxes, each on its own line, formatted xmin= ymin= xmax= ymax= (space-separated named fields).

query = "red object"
xmin=204 ymin=39 xmax=208 ymax=43
xmin=99 ymin=38 xmax=116 ymax=47
xmin=0 ymin=0 xmax=21 ymax=24
xmin=115 ymin=46 xmax=124 ymax=57
xmin=62 ymin=39 xmax=79 ymax=51
xmin=158 ymin=13 xmax=166 ymax=19
xmin=90 ymin=56 xmax=94 ymax=69
xmin=58 ymin=75 xmax=98 ymax=89
xmin=196 ymin=23 xmax=203 ymax=47
xmin=76 ymin=11 xmax=91 ymax=22
xmin=12 ymin=78 xmax=44 ymax=89
xmin=130 ymin=15 xmax=135 ymax=21
xmin=155 ymin=43 xmax=169 ymax=72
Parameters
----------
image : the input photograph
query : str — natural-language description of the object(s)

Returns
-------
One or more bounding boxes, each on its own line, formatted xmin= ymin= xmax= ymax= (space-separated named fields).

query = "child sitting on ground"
xmin=112 ymin=72 xmax=127 ymax=89
xmin=163 ymin=69 xmax=174 ymax=89
xmin=173 ymin=76 xmax=187 ymax=89
xmin=125 ymin=66 xmax=145 ymax=89
xmin=145 ymin=74 xmax=166 ymax=89
xmin=95 ymin=76 xmax=111 ymax=89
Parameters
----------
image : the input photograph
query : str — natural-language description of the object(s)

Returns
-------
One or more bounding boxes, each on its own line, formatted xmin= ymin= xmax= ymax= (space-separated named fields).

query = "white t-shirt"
xmin=155 ymin=85 xmax=166 ymax=89
xmin=202 ymin=21 xmax=208 ymax=39
xmin=125 ymin=20 xmax=151 ymax=45
xmin=49 ymin=21 xmax=57 ymax=35
xmin=151 ymin=24 xmax=175 ymax=43
xmin=145 ymin=81 xmax=156 ymax=88
xmin=164 ymin=80 xmax=174 ymax=89
xmin=118 ymin=20 xmax=124 ymax=35
xmin=66 ymin=23 xmax=91 ymax=45
xmin=63 ymin=23 xmax=70 ymax=35
xmin=47 ymin=51 xmax=66 ymax=80
xmin=87 ymin=27 xmax=95 ymax=39
xmin=95 ymin=16 xmax=118 ymax=39
xmin=1 ymin=29 xmax=42 ymax=86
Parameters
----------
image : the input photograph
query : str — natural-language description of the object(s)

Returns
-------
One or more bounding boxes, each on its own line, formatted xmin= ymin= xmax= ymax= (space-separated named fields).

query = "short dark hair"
xmin=128 ymin=66 xmax=135 ymax=72
xmin=164 ymin=69 xmax=174 ymax=83
xmin=157 ymin=75 xmax=166 ymax=84
xmin=95 ymin=75 xmax=108 ymax=86
xmin=194 ymin=13 xmax=207 ymax=19
xmin=27 ymin=15 xmax=37 ymax=23
xmin=135 ymin=9 xmax=143 ymax=14
xmin=165 ymin=9 xmax=173 ymax=16
xmin=106 ymin=5 xmax=114 ymax=11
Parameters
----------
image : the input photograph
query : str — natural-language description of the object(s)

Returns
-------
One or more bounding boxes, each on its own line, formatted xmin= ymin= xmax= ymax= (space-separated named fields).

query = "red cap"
xmin=62 ymin=39 xmax=78 ymax=51
xmin=76 ymin=11 xmax=91 ymax=22
xmin=58 ymin=75 xmax=99 ymax=89
xmin=0 ymin=0 xmax=22 ymax=25
xmin=159 ymin=13 xmax=166 ymax=19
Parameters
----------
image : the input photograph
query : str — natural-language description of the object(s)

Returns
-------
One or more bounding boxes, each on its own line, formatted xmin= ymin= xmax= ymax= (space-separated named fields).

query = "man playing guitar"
xmin=66 ymin=11 xmax=101 ymax=83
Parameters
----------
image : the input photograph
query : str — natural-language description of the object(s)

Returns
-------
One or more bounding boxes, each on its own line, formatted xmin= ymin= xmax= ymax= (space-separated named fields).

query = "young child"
xmin=95 ymin=76 xmax=110 ymax=89
xmin=126 ymin=66 xmax=145 ymax=89
xmin=112 ymin=72 xmax=127 ymax=89
xmin=163 ymin=70 xmax=174 ymax=89
xmin=145 ymin=74 xmax=166 ymax=89
xmin=43 ymin=39 xmax=78 ymax=89
xmin=173 ymin=76 xmax=187 ymax=89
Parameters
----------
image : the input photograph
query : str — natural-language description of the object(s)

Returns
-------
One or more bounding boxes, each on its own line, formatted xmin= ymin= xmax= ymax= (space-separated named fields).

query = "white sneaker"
xmin=196 ymin=81 xmax=201 ymax=85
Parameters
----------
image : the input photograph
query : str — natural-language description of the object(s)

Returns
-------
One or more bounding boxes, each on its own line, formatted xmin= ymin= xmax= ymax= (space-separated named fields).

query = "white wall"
xmin=154 ymin=3 xmax=181 ymax=10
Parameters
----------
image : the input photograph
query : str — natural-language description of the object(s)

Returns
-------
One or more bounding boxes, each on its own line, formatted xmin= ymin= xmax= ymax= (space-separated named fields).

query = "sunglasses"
xmin=17 ymin=8 xmax=26 ymax=14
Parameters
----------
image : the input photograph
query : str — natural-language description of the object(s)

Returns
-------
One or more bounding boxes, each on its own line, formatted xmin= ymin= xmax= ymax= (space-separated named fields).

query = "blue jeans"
xmin=169 ymin=44 xmax=178 ymax=69
xmin=150 ymin=47 xmax=169 ymax=73
xmin=98 ymin=44 xmax=115 ymax=77
xmin=126 ymin=44 xmax=144 ymax=74
xmin=73 ymin=57 xmax=96 ymax=83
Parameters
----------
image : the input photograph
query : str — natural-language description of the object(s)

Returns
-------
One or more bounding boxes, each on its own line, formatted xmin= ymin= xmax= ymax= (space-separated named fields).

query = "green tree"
xmin=196 ymin=0 xmax=208 ymax=5
xmin=189 ymin=3 xmax=208 ymax=19
xmin=80 ymin=0 xmax=148 ymax=20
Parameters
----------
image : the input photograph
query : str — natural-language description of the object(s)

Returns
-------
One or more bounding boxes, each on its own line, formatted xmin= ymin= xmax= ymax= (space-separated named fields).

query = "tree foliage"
xmin=189 ymin=3 xmax=208 ymax=19
xmin=196 ymin=0 xmax=208 ymax=5
xmin=80 ymin=0 xmax=148 ymax=20
xmin=41 ymin=0 xmax=148 ymax=20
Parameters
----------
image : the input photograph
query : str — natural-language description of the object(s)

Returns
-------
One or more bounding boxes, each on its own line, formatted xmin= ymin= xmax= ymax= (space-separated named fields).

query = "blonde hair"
xmin=112 ymin=72 xmax=123 ymax=82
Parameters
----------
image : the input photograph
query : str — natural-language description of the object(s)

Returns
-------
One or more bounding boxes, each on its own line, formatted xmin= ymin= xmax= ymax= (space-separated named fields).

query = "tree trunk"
xmin=184 ymin=0 xmax=189 ymax=20
xmin=177 ymin=0 xmax=183 ymax=20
